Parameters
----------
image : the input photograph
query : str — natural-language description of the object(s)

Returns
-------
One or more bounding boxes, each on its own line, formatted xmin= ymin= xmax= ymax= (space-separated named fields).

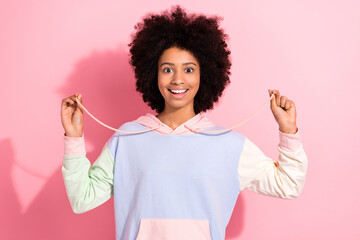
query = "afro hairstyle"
xmin=128 ymin=5 xmax=232 ymax=114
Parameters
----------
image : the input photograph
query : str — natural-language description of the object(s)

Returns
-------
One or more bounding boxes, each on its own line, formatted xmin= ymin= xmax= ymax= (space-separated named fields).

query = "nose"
xmin=171 ymin=71 xmax=185 ymax=85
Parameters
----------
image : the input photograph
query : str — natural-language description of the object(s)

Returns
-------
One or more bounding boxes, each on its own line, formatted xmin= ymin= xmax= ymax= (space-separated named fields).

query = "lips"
xmin=168 ymin=88 xmax=189 ymax=98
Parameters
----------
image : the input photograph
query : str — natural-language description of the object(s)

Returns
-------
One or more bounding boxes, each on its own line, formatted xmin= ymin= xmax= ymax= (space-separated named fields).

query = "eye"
xmin=163 ymin=68 xmax=172 ymax=73
xmin=185 ymin=68 xmax=194 ymax=73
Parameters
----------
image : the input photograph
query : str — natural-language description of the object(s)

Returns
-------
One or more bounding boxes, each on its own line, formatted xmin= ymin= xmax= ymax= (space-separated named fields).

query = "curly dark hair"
xmin=128 ymin=5 xmax=232 ymax=114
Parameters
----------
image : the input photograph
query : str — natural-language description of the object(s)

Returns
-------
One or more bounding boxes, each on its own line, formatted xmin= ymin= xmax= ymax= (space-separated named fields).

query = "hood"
xmin=134 ymin=112 xmax=216 ymax=135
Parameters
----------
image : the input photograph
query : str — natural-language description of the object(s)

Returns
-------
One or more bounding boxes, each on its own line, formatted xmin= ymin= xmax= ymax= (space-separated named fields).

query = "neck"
xmin=156 ymin=104 xmax=196 ymax=130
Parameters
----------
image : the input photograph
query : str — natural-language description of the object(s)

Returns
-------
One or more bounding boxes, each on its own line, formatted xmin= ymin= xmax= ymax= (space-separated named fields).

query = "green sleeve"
xmin=61 ymin=136 xmax=114 ymax=214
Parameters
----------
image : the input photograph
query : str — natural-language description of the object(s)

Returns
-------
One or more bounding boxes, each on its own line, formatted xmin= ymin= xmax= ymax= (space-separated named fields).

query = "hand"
xmin=268 ymin=89 xmax=298 ymax=134
xmin=61 ymin=93 xmax=84 ymax=137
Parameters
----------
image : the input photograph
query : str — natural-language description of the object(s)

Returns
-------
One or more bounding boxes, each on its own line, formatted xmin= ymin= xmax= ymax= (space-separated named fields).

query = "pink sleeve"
xmin=237 ymin=129 xmax=308 ymax=199
xmin=278 ymin=128 xmax=302 ymax=152
xmin=64 ymin=133 xmax=86 ymax=156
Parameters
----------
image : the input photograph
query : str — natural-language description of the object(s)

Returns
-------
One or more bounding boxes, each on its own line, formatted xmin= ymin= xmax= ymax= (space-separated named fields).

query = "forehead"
xmin=158 ymin=47 xmax=198 ymax=64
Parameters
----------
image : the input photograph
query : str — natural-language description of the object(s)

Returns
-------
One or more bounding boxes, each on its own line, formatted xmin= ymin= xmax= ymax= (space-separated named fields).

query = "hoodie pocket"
xmin=136 ymin=218 xmax=212 ymax=240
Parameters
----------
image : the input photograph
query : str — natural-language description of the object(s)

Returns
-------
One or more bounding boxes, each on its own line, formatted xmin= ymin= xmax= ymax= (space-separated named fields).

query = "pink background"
xmin=1 ymin=0 xmax=359 ymax=239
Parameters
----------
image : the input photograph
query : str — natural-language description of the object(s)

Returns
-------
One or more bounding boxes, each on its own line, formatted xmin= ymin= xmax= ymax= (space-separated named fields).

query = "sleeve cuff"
xmin=278 ymin=128 xmax=302 ymax=152
xmin=64 ymin=133 xmax=86 ymax=156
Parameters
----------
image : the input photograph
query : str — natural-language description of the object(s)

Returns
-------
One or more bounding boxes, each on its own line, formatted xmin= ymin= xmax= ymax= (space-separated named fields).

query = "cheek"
xmin=157 ymin=77 xmax=165 ymax=89
xmin=157 ymin=78 xmax=168 ymax=97
xmin=190 ymin=76 xmax=200 ymax=91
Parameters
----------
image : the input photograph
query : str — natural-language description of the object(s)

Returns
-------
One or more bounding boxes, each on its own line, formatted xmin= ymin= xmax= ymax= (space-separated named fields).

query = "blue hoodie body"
xmin=108 ymin=122 xmax=244 ymax=239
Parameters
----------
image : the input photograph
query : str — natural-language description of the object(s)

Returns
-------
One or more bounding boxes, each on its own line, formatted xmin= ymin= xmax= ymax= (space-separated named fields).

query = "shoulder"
xmin=118 ymin=121 xmax=145 ymax=131
xmin=106 ymin=120 xmax=143 ymax=139
xmin=106 ymin=120 xmax=146 ymax=155
xmin=204 ymin=125 xmax=247 ymax=143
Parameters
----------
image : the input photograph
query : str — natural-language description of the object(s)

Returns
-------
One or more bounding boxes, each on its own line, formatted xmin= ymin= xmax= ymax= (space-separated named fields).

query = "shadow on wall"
xmin=0 ymin=44 xmax=246 ymax=239
xmin=0 ymin=137 xmax=115 ymax=239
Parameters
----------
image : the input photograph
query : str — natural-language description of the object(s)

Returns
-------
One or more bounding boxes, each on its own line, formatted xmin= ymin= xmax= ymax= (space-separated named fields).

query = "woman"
xmin=61 ymin=5 xmax=308 ymax=240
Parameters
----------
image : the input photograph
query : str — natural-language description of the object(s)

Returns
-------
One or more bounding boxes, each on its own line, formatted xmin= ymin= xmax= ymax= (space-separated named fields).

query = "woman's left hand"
xmin=268 ymin=89 xmax=298 ymax=134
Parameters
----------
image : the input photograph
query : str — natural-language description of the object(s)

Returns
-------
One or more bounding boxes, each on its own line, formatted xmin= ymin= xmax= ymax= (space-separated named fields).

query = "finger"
xmin=268 ymin=89 xmax=276 ymax=108
xmin=269 ymin=89 xmax=279 ymax=110
xmin=70 ymin=94 xmax=82 ymax=106
xmin=276 ymin=91 xmax=281 ymax=107
xmin=280 ymin=96 xmax=287 ymax=108
xmin=71 ymin=93 xmax=81 ymax=104
xmin=268 ymin=89 xmax=276 ymax=105
xmin=61 ymin=99 xmax=69 ymax=110
xmin=271 ymin=89 xmax=280 ymax=107
xmin=73 ymin=93 xmax=83 ymax=113
xmin=68 ymin=98 xmax=76 ymax=106
xmin=285 ymin=101 xmax=290 ymax=110
xmin=62 ymin=98 xmax=74 ymax=107
xmin=61 ymin=99 xmax=75 ymax=113
xmin=288 ymin=100 xmax=295 ymax=109
xmin=268 ymin=90 xmax=275 ymax=107
xmin=69 ymin=94 xmax=77 ymax=102
xmin=75 ymin=93 xmax=82 ymax=104
xmin=63 ymin=95 xmax=80 ymax=111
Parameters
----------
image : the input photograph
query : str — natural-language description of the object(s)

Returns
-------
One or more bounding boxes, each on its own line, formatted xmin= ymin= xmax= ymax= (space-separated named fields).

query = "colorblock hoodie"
xmin=62 ymin=112 xmax=308 ymax=240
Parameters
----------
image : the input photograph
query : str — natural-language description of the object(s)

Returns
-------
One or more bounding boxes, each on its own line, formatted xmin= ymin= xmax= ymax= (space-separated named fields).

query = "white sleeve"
xmin=61 ymin=133 xmax=115 ymax=214
xmin=237 ymin=129 xmax=308 ymax=199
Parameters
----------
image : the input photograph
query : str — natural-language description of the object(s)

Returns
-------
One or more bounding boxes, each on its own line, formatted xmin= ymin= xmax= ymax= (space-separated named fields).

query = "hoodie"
xmin=62 ymin=112 xmax=308 ymax=240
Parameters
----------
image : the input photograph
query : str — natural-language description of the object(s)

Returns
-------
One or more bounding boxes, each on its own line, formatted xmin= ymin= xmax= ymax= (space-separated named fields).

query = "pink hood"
xmin=134 ymin=112 xmax=216 ymax=135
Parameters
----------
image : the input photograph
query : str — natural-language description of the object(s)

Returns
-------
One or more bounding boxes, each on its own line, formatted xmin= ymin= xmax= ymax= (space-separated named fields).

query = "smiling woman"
xmin=61 ymin=4 xmax=308 ymax=240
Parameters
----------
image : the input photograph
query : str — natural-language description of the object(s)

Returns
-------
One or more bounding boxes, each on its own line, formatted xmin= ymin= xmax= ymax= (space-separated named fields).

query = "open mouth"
xmin=168 ymin=89 xmax=189 ymax=94
xmin=168 ymin=89 xmax=189 ymax=98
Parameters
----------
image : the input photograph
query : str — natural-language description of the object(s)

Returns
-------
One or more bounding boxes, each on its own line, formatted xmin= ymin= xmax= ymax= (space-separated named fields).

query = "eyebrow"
xmin=160 ymin=62 xmax=197 ymax=67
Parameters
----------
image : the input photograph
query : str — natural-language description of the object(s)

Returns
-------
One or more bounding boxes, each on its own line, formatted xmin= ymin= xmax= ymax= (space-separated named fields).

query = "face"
xmin=157 ymin=46 xmax=200 ymax=113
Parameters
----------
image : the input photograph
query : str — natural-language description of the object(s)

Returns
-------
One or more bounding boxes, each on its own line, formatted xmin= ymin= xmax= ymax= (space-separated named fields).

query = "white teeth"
xmin=170 ymin=89 xmax=187 ymax=93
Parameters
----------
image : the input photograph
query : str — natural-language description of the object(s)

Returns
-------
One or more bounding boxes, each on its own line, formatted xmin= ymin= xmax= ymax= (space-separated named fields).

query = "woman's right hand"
xmin=61 ymin=93 xmax=84 ymax=137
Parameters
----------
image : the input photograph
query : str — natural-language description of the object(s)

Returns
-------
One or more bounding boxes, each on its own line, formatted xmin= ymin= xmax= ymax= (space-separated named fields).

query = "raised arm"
xmin=237 ymin=129 xmax=308 ymax=199
xmin=62 ymin=133 xmax=115 ymax=213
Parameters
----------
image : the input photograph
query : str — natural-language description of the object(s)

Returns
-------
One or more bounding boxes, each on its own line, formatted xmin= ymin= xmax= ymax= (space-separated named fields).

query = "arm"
xmin=237 ymin=129 xmax=308 ymax=199
xmin=61 ymin=133 xmax=115 ymax=214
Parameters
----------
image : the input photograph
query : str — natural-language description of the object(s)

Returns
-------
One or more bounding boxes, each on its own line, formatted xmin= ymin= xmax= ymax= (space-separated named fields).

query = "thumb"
xmin=268 ymin=92 xmax=277 ymax=111
xmin=74 ymin=94 xmax=83 ymax=114
xmin=75 ymin=93 xmax=82 ymax=104
xmin=78 ymin=94 xmax=82 ymax=104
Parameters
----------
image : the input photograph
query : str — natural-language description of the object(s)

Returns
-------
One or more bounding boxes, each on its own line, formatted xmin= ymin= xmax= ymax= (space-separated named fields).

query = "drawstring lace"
xmin=74 ymin=94 xmax=274 ymax=134
xmin=186 ymin=94 xmax=275 ymax=133
xmin=74 ymin=99 xmax=163 ymax=134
